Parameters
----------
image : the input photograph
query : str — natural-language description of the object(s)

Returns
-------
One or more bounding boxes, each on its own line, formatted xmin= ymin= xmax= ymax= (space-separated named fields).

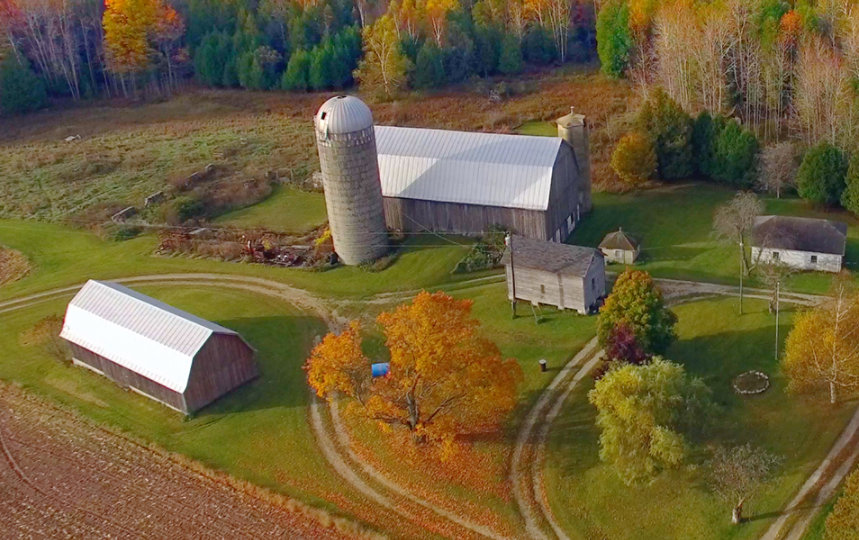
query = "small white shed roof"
xmin=374 ymin=126 xmax=563 ymax=211
xmin=59 ymin=280 xmax=238 ymax=393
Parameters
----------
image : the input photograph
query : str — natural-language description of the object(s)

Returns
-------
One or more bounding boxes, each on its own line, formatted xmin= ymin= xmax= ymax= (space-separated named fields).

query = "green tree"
xmin=522 ymin=25 xmax=556 ymax=66
xmin=797 ymin=142 xmax=848 ymax=205
xmin=0 ymin=55 xmax=47 ymax=115
xmin=841 ymin=154 xmax=859 ymax=216
xmin=611 ymin=131 xmax=657 ymax=186
xmin=588 ymin=358 xmax=712 ymax=485
xmin=414 ymin=42 xmax=446 ymax=89
xmin=281 ymin=49 xmax=310 ymax=91
xmin=597 ymin=269 xmax=677 ymax=355
xmin=635 ymin=88 xmax=694 ymax=181
xmin=596 ymin=0 xmax=632 ymax=78
xmin=354 ymin=15 xmax=411 ymax=99
xmin=710 ymin=119 xmax=760 ymax=188
xmin=308 ymin=44 xmax=335 ymax=90
xmin=497 ymin=34 xmax=523 ymax=75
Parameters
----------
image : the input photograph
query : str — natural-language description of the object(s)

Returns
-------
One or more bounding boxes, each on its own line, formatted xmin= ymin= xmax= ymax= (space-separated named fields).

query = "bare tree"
xmin=710 ymin=444 xmax=780 ymax=525
xmin=757 ymin=142 xmax=799 ymax=199
xmin=714 ymin=192 xmax=764 ymax=313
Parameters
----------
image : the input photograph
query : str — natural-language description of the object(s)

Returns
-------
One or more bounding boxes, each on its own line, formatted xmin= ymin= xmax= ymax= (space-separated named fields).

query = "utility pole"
xmin=739 ymin=238 xmax=745 ymax=315
xmin=774 ymin=279 xmax=781 ymax=362
xmin=506 ymin=233 xmax=517 ymax=317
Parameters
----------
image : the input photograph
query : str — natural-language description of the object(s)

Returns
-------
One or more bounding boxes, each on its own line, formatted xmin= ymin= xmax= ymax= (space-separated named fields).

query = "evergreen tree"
xmin=0 ymin=55 xmax=48 ymax=115
xmin=414 ymin=42 xmax=446 ymax=89
xmin=797 ymin=142 xmax=848 ymax=206
xmin=843 ymin=155 xmax=859 ymax=216
xmin=474 ymin=25 xmax=502 ymax=76
xmin=498 ymin=34 xmax=524 ymax=75
xmin=710 ymin=120 xmax=760 ymax=188
xmin=635 ymin=89 xmax=694 ymax=181
xmin=282 ymin=50 xmax=311 ymax=91
xmin=596 ymin=0 xmax=632 ymax=78
xmin=309 ymin=45 xmax=335 ymax=90
xmin=522 ymin=25 xmax=556 ymax=65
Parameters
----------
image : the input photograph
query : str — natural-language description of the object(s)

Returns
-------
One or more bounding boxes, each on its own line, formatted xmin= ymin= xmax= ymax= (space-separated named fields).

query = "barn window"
xmin=811 ymin=255 xmax=818 ymax=264
xmin=540 ymin=284 xmax=546 ymax=295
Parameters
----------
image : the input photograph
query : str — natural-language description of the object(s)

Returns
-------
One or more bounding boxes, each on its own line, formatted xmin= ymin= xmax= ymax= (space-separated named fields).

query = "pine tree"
xmin=498 ymin=34 xmax=524 ymax=75
xmin=414 ymin=42 xmax=445 ymax=89
xmin=0 ymin=55 xmax=47 ymax=115
xmin=282 ymin=50 xmax=311 ymax=91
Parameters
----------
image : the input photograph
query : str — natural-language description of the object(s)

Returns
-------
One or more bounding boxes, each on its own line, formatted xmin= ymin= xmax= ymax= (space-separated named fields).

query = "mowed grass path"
xmin=543 ymin=297 xmax=857 ymax=540
xmin=568 ymin=184 xmax=859 ymax=294
xmin=0 ymin=286 xmax=363 ymax=510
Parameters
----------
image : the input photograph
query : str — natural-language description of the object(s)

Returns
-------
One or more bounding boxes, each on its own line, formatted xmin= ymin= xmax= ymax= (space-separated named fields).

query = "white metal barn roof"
xmin=374 ymin=126 xmax=563 ymax=211
xmin=59 ymin=280 xmax=239 ymax=393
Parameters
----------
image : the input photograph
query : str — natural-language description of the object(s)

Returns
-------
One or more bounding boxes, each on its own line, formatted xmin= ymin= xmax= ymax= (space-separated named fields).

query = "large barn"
xmin=375 ymin=125 xmax=589 ymax=242
xmin=60 ymin=280 xmax=258 ymax=414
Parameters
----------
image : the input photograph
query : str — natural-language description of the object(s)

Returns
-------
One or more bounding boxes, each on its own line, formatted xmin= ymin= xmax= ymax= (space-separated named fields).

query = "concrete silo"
xmin=314 ymin=95 xmax=388 ymax=265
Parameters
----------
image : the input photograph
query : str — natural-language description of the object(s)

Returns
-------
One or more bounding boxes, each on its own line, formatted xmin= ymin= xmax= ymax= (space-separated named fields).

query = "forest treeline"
xmin=0 ymin=0 xmax=597 ymax=115
xmin=598 ymin=0 xmax=859 ymax=216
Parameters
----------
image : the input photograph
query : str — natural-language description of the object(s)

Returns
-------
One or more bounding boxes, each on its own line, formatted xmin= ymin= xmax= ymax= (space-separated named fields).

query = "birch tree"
xmin=783 ymin=280 xmax=859 ymax=405
xmin=354 ymin=14 xmax=410 ymax=99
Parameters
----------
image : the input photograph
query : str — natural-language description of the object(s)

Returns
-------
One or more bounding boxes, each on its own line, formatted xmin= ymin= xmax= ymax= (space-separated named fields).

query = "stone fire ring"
xmin=732 ymin=370 xmax=770 ymax=395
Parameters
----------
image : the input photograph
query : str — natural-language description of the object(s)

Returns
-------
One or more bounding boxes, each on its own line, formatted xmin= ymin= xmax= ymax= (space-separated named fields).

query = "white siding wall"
xmin=752 ymin=247 xmax=842 ymax=273
xmin=601 ymin=247 xmax=638 ymax=265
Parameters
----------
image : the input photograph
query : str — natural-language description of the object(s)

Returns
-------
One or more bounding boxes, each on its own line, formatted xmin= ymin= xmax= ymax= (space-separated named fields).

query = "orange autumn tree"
xmin=103 ymin=0 xmax=182 ymax=77
xmin=305 ymin=291 xmax=523 ymax=444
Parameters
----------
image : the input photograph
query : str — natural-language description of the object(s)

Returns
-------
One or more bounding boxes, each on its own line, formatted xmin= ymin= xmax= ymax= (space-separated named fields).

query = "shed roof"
xmin=59 ymin=280 xmax=239 ymax=393
xmin=752 ymin=215 xmax=848 ymax=256
xmin=599 ymin=228 xmax=639 ymax=251
xmin=500 ymin=235 xmax=601 ymax=277
xmin=374 ymin=125 xmax=563 ymax=211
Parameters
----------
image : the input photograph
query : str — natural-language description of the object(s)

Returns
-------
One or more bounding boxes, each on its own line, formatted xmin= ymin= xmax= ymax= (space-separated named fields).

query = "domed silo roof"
xmin=315 ymin=95 xmax=373 ymax=135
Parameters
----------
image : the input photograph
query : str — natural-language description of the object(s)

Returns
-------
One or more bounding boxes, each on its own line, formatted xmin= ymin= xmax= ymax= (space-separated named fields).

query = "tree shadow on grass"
xmin=192 ymin=315 xmax=325 ymax=417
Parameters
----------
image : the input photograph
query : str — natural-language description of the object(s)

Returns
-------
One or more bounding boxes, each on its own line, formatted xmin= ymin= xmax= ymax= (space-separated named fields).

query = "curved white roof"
xmin=315 ymin=95 xmax=373 ymax=135
xmin=59 ymin=280 xmax=239 ymax=393
xmin=375 ymin=126 xmax=563 ymax=211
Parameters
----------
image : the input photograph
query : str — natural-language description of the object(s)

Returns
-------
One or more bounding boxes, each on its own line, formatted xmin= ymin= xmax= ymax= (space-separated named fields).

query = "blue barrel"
xmin=371 ymin=362 xmax=390 ymax=377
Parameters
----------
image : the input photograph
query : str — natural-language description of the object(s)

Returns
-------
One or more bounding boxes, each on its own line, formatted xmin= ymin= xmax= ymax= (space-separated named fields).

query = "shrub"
xmin=841 ymin=154 xmax=859 ymax=216
xmin=596 ymin=0 xmax=632 ymax=78
xmin=170 ymin=196 xmax=206 ymax=224
xmin=634 ymin=88 xmax=694 ymax=181
xmin=797 ymin=142 xmax=848 ymax=205
xmin=109 ymin=225 xmax=143 ymax=242
xmin=611 ymin=131 xmax=656 ymax=186
xmin=0 ymin=55 xmax=47 ymax=115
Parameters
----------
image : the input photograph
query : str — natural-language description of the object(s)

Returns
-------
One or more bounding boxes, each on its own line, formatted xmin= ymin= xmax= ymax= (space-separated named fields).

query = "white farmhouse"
xmin=751 ymin=215 xmax=848 ymax=273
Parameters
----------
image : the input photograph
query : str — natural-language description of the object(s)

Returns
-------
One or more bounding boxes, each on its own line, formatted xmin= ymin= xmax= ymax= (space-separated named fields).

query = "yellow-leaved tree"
xmin=305 ymin=291 xmax=523 ymax=445
xmin=783 ymin=279 xmax=859 ymax=405
xmin=354 ymin=14 xmax=410 ymax=99
xmin=103 ymin=0 xmax=183 ymax=79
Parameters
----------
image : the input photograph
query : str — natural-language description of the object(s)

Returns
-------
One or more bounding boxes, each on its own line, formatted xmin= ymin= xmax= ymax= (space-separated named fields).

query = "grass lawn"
xmin=516 ymin=120 xmax=558 ymax=137
xmin=341 ymin=282 xmax=597 ymax=536
xmin=0 ymin=219 xmax=484 ymax=301
xmin=0 ymin=285 xmax=359 ymax=508
xmin=543 ymin=297 xmax=858 ymax=540
xmin=568 ymin=184 xmax=859 ymax=294
xmin=215 ymin=185 xmax=327 ymax=233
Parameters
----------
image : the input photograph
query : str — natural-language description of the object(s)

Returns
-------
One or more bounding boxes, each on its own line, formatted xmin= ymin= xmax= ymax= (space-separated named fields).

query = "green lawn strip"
xmin=337 ymin=283 xmax=597 ymax=535
xmin=0 ymin=285 xmax=371 ymax=515
xmin=543 ymin=297 xmax=856 ymax=540
xmin=515 ymin=121 xmax=558 ymax=137
xmin=568 ymin=184 xmax=859 ymax=294
xmin=802 ymin=494 xmax=837 ymax=540
xmin=214 ymin=185 xmax=327 ymax=234
xmin=0 ymin=219 xmax=479 ymax=300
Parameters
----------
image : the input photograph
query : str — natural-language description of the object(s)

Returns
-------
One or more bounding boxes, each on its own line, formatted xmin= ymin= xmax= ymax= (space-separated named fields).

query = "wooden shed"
xmin=60 ymin=280 xmax=258 ymax=414
xmin=599 ymin=228 xmax=640 ymax=264
xmin=501 ymin=235 xmax=606 ymax=315
xmin=375 ymin=126 xmax=590 ymax=242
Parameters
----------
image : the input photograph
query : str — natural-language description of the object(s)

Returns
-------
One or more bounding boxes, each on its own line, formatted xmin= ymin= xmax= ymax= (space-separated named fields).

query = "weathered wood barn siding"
xmin=69 ymin=343 xmax=187 ymax=412
xmin=183 ymin=334 xmax=258 ymax=413
xmin=383 ymin=145 xmax=583 ymax=241
xmin=68 ymin=335 xmax=257 ymax=414
xmin=505 ymin=251 xmax=606 ymax=314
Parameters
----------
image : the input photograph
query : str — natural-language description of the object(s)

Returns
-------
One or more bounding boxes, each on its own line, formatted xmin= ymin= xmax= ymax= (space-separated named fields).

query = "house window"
xmin=540 ymin=284 xmax=546 ymax=295
xmin=811 ymin=255 xmax=818 ymax=264
xmin=615 ymin=250 xmax=622 ymax=259
xmin=772 ymin=251 xmax=780 ymax=261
